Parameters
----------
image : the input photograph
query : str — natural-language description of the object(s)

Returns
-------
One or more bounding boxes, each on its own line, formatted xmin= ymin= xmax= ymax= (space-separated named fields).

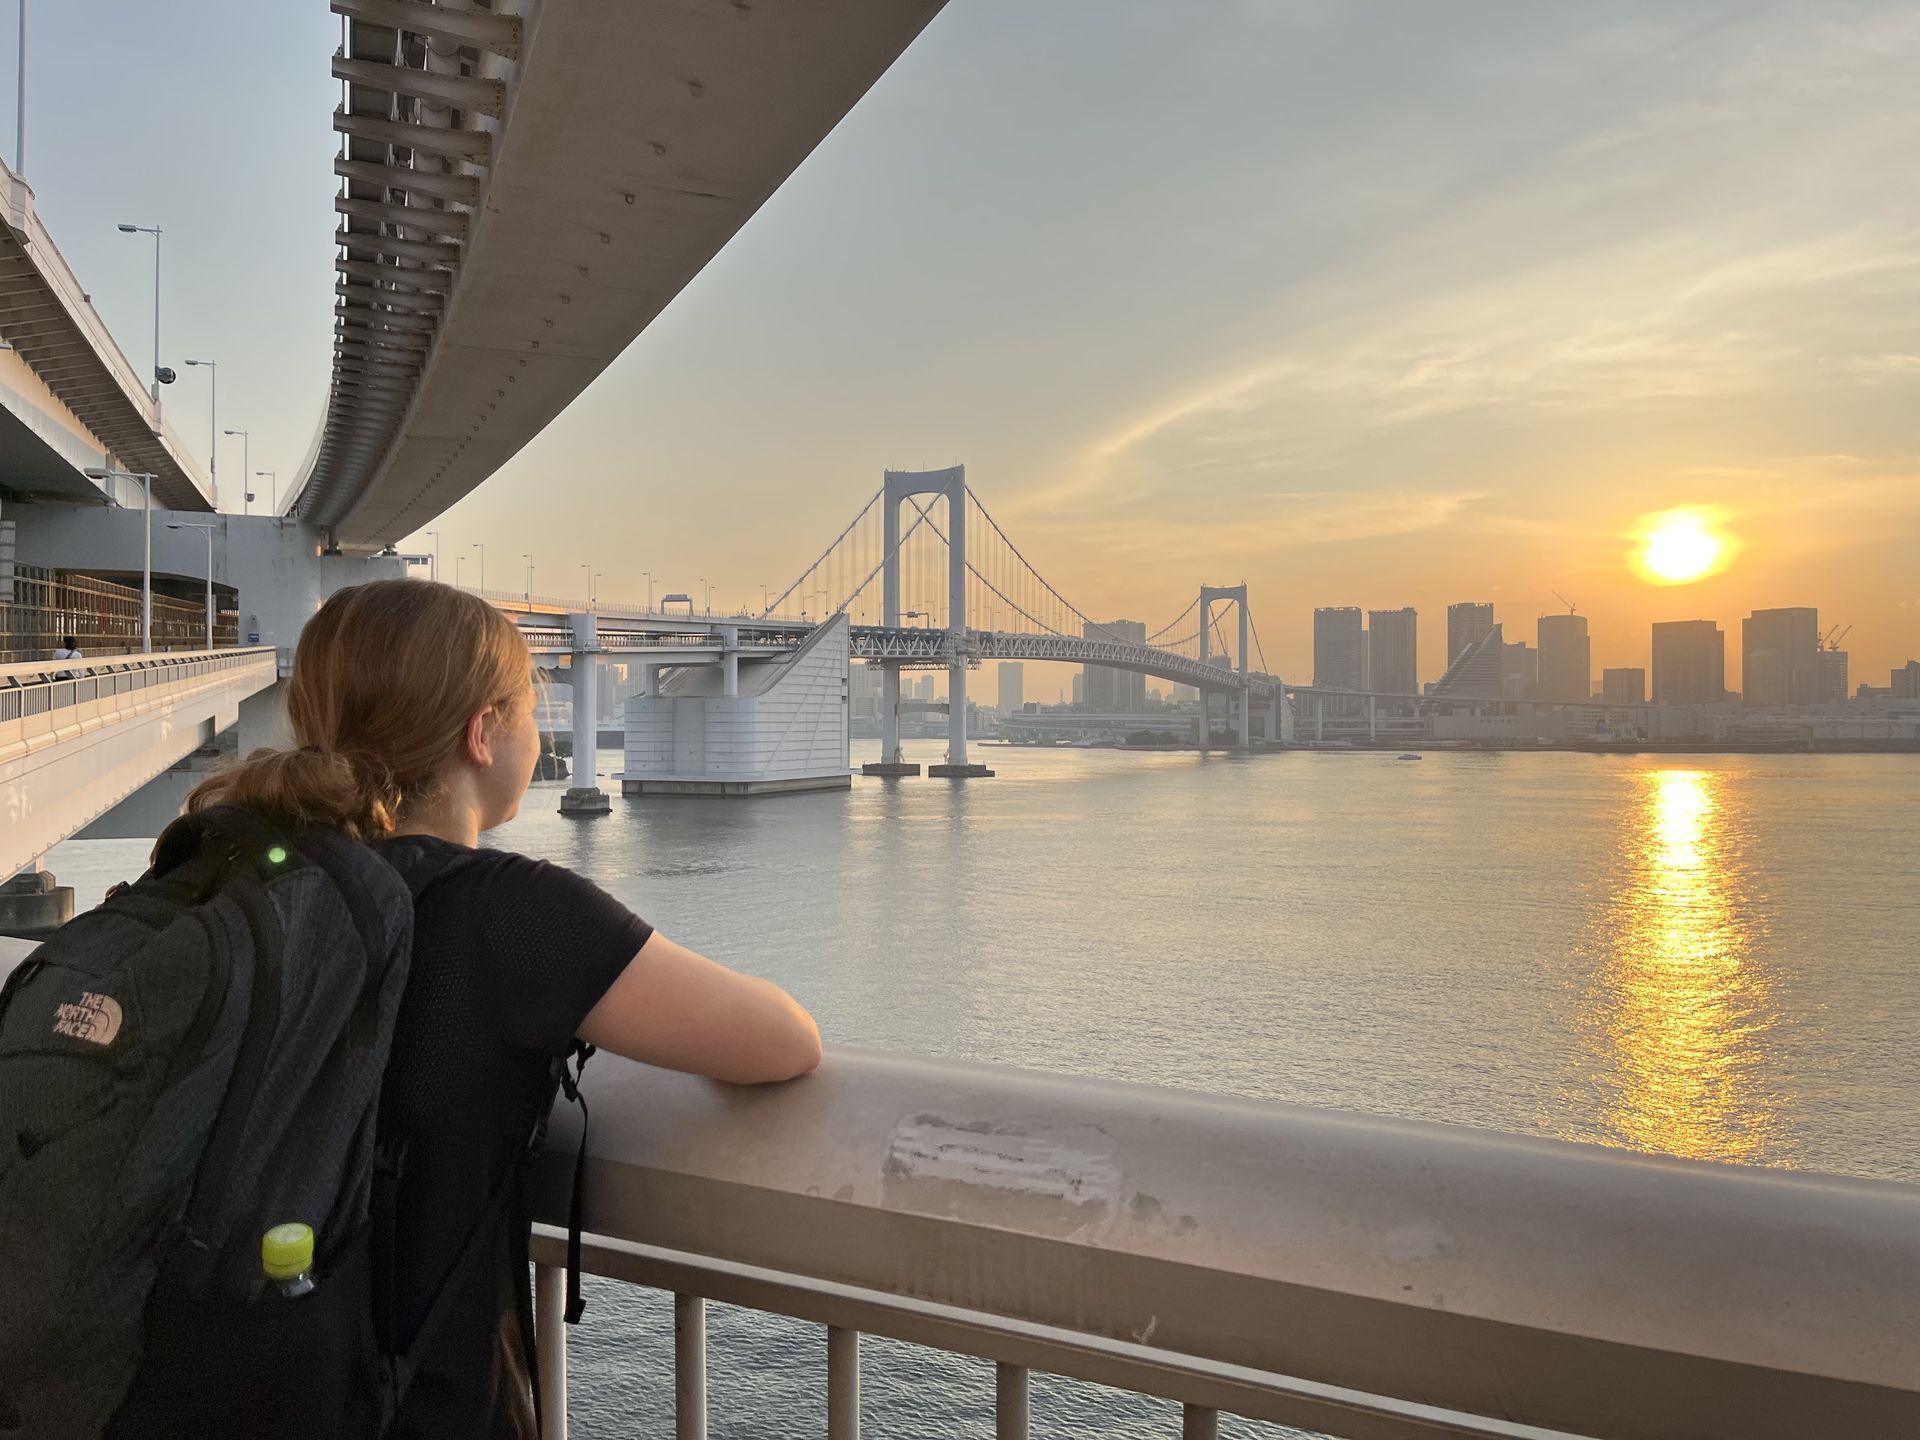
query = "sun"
xmin=1635 ymin=507 xmax=1734 ymax=586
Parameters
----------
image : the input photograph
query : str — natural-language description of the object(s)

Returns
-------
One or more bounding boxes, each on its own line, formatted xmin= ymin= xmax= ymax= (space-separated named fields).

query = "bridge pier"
xmin=0 ymin=862 xmax=73 ymax=941
xmin=559 ymin=611 xmax=611 ymax=815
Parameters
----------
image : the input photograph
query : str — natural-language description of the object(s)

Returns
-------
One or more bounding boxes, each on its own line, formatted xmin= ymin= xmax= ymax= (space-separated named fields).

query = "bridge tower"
xmin=874 ymin=466 xmax=990 ymax=778
xmin=1197 ymin=584 xmax=1251 ymax=747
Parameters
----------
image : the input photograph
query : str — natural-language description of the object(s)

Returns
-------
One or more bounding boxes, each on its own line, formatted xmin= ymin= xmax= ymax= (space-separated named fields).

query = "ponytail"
xmin=184 ymin=579 xmax=531 ymax=841
xmin=187 ymin=745 xmax=403 ymax=842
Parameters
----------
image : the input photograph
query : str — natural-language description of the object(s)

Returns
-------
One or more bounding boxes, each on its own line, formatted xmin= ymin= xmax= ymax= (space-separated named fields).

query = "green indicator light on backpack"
xmin=262 ymin=1221 xmax=316 ymax=1297
xmin=266 ymin=845 xmax=288 ymax=865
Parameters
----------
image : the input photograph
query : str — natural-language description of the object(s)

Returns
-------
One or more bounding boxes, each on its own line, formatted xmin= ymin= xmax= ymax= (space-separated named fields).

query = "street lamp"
xmin=455 ymin=554 xmax=465 ymax=589
xmin=700 ymin=577 xmax=710 ymax=615
xmin=166 ymin=521 xmax=217 ymax=649
xmin=183 ymin=358 xmax=216 ymax=500
xmin=522 ymin=552 xmax=534 ymax=609
xmin=580 ymin=562 xmax=592 ymax=608
xmin=255 ymin=470 xmax=276 ymax=514
xmin=222 ymin=429 xmax=249 ymax=513
xmin=82 ymin=466 xmax=156 ymax=651
xmin=15 ymin=0 xmax=25 ymax=176
xmin=471 ymin=542 xmax=485 ymax=597
xmin=426 ymin=531 xmax=440 ymax=584
xmin=643 ymin=571 xmax=654 ymax=612
xmin=115 ymin=223 xmax=167 ymax=404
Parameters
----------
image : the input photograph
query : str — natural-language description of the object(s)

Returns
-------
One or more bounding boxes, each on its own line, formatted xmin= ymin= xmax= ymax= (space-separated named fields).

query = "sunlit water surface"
xmin=49 ymin=747 xmax=1920 ymax=1437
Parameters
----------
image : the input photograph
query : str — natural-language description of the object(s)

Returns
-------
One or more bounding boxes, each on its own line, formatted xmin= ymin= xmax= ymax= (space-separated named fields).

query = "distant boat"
xmin=1397 ymin=752 xmax=1423 ymax=761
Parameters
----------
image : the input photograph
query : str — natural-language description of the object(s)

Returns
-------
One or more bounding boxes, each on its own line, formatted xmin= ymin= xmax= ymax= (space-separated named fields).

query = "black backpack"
xmin=0 ymin=808 xmax=418 ymax=1439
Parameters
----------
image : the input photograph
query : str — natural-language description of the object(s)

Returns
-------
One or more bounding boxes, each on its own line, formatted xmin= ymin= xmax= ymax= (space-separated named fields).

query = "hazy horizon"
xmin=18 ymin=2 xmax=1919 ymax=688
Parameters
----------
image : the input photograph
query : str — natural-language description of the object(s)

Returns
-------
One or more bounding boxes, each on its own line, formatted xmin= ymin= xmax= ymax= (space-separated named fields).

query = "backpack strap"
xmin=554 ymin=1040 xmax=595 ymax=1324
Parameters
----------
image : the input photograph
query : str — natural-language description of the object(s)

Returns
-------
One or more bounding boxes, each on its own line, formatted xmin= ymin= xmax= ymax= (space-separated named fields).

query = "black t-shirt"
xmin=377 ymin=837 xmax=652 ymax=1438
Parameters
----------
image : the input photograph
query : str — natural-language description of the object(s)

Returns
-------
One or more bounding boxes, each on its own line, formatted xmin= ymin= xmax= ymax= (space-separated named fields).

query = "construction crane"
xmin=1551 ymin=590 xmax=1578 ymax=615
xmin=1820 ymin=624 xmax=1852 ymax=651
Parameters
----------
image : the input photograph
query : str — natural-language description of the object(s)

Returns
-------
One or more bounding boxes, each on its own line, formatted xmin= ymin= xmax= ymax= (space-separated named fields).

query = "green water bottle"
xmin=261 ymin=1222 xmax=317 ymax=1298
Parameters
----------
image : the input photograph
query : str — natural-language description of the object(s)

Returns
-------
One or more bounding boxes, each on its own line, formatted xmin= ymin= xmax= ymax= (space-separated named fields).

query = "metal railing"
xmin=0 ymin=564 xmax=236 ymax=663
xmin=526 ymin=1047 xmax=1920 ymax=1440
xmin=0 ymin=647 xmax=274 ymax=727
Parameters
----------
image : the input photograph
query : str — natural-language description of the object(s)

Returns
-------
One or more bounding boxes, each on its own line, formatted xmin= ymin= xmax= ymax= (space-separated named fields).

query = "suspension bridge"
xmin=509 ymin=466 xmax=1288 ymax=781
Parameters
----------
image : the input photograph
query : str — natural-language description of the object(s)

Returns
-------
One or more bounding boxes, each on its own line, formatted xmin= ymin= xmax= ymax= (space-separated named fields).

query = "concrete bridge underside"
xmin=296 ymin=0 xmax=946 ymax=550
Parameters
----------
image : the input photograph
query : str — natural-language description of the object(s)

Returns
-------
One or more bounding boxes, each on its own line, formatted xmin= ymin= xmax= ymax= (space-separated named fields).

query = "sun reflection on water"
xmin=1590 ymin=768 xmax=1778 ymax=1162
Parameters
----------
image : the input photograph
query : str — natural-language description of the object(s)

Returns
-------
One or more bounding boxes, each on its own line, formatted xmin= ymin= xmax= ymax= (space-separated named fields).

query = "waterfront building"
xmin=1367 ymin=607 xmax=1418 ymax=695
xmin=1447 ymin=602 xmax=1494 ymax=666
xmin=1602 ymin=667 xmax=1647 ymax=705
xmin=1431 ymin=623 xmax=1505 ymax=697
xmin=849 ymin=660 xmax=883 ymax=721
xmin=1651 ymin=620 xmax=1726 ymax=704
xmin=996 ymin=661 xmax=1024 ymax=715
xmin=1742 ymin=607 xmax=1819 ymax=707
xmin=1502 ymin=640 xmax=1537 ymax=699
xmin=1817 ymin=648 xmax=1849 ymax=704
xmin=1083 ymin=620 xmax=1148 ymax=711
xmin=1536 ymin=613 xmax=1591 ymax=703
xmin=1071 ymin=672 xmax=1085 ymax=706
xmin=1894 ymin=661 xmax=1920 ymax=700
xmin=1313 ymin=606 xmax=1365 ymax=690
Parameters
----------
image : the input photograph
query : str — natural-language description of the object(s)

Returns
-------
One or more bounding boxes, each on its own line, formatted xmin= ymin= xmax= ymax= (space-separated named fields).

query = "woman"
xmin=184 ymin=578 xmax=821 ymax=1436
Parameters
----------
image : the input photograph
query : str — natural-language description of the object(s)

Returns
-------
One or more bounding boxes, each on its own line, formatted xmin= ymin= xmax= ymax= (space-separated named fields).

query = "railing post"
xmin=994 ymin=1362 xmax=1028 ymax=1440
xmin=1181 ymin=1404 xmax=1219 ymax=1439
xmin=534 ymin=1263 xmax=567 ymax=1440
xmin=675 ymin=1293 xmax=707 ymax=1440
xmin=826 ymin=1325 xmax=860 ymax=1439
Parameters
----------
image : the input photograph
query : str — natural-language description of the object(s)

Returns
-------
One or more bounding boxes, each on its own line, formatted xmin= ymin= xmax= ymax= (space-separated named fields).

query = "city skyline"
xmin=17 ymin=2 xmax=1918 ymax=686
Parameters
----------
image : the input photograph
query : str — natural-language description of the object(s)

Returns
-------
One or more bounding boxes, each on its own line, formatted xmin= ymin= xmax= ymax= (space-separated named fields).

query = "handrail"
xmin=528 ymin=1046 xmax=1920 ymax=1439
xmin=0 ymin=645 xmax=276 ymax=686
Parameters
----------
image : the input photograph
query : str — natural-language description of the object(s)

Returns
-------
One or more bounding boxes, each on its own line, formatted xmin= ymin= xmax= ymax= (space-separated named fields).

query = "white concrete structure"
xmin=619 ymin=615 xmax=850 ymax=796
xmin=1 ymin=648 xmax=277 ymax=882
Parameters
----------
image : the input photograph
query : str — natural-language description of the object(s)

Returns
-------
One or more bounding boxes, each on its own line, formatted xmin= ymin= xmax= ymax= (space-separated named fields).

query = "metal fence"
xmin=0 ymin=647 xmax=273 ymax=726
xmin=525 ymin=1047 xmax=1920 ymax=1440
xmin=0 ymin=564 xmax=236 ymax=663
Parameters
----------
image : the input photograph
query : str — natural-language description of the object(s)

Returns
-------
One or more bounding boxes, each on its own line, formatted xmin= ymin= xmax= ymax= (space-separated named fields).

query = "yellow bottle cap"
xmin=261 ymin=1221 xmax=315 ymax=1280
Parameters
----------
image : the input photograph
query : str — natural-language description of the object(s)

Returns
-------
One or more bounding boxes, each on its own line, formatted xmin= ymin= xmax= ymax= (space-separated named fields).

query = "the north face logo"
xmin=52 ymin=991 xmax=123 ymax=1046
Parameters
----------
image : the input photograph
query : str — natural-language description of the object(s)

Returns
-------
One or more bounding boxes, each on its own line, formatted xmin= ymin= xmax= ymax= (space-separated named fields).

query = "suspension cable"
xmin=761 ymin=486 xmax=883 ymax=618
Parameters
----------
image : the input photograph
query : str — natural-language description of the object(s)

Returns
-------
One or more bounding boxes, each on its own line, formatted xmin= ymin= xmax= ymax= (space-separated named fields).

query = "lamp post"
xmin=115 ymin=223 xmax=164 ymax=404
xmin=223 ymin=429 xmax=249 ymax=514
xmin=82 ymin=466 xmax=156 ymax=651
xmin=580 ymin=563 xmax=592 ymax=608
xmin=471 ymin=542 xmax=485 ymax=598
xmin=255 ymin=470 xmax=276 ymax=514
xmin=183 ymin=358 xmax=216 ymax=501
xmin=455 ymin=554 xmax=464 ymax=589
xmin=644 ymin=571 xmax=654 ymax=612
xmin=15 ymin=0 xmax=24 ymax=176
xmin=522 ymin=552 xmax=533 ymax=610
xmin=166 ymin=521 xmax=217 ymax=649
xmin=426 ymin=531 xmax=440 ymax=583
xmin=700 ymin=577 xmax=710 ymax=615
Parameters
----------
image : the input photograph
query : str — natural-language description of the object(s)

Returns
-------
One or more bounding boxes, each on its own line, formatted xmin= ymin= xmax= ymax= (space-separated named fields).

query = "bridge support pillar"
xmin=0 ymin=862 xmax=73 ymax=941
xmin=560 ymin=611 xmax=610 ymax=816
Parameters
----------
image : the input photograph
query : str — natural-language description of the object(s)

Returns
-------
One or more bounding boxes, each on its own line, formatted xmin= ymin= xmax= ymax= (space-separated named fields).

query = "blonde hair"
xmin=187 ymin=579 xmax=533 ymax=839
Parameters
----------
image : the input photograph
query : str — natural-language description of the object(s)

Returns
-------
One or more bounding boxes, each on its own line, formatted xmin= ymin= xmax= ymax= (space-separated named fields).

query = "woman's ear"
xmin=464 ymin=706 xmax=495 ymax=768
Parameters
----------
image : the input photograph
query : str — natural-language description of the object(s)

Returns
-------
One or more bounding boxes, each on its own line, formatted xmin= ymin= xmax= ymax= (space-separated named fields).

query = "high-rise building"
xmin=1816 ymin=648 xmax=1848 ymax=704
xmin=913 ymin=674 xmax=935 ymax=702
xmin=1070 ymin=672 xmax=1085 ymax=706
xmin=1447 ymin=602 xmax=1495 ymax=666
xmin=848 ymin=661 xmax=882 ymax=720
xmin=1502 ymin=641 xmax=1537 ymax=699
xmin=1367 ymin=607 xmax=1418 ymax=694
xmin=1082 ymin=620 xmax=1147 ymax=711
xmin=1536 ymin=613 xmax=1591 ymax=703
xmin=996 ymin=661 xmax=1024 ymax=715
xmin=1312 ymin=607 xmax=1365 ymax=690
xmin=1651 ymin=620 xmax=1725 ymax=704
xmin=1741 ymin=607 xmax=1819 ymax=707
xmin=1893 ymin=661 xmax=1920 ymax=700
xmin=1432 ymin=623 xmax=1504 ymax=697
xmin=1602 ymin=667 xmax=1646 ymax=705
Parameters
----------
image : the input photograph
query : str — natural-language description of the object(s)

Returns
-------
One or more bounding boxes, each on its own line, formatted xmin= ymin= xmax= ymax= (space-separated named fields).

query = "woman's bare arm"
xmin=578 ymin=931 xmax=822 ymax=1083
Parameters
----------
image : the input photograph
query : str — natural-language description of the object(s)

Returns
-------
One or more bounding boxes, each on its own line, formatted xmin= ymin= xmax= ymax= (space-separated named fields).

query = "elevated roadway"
xmin=293 ymin=0 xmax=946 ymax=550
xmin=0 ymin=162 xmax=214 ymax=510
